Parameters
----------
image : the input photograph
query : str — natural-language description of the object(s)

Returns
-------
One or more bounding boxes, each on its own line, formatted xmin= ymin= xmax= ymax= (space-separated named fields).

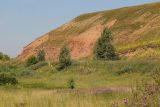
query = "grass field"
xmin=0 ymin=59 xmax=159 ymax=107
xmin=0 ymin=88 xmax=131 ymax=107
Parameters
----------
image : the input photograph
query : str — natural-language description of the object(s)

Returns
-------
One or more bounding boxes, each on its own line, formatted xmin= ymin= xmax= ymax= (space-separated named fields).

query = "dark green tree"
xmin=26 ymin=56 xmax=38 ymax=67
xmin=57 ymin=45 xmax=72 ymax=70
xmin=94 ymin=28 xmax=118 ymax=60
xmin=37 ymin=49 xmax=45 ymax=62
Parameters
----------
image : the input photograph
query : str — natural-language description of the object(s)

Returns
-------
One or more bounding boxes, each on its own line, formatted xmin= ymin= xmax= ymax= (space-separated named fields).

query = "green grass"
xmin=0 ymin=58 xmax=159 ymax=106
xmin=13 ymin=59 xmax=157 ymax=89
xmin=116 ymin=27 xmax=160 ymax=52
xmin=0 ymin=88 xmax=130 ymax=107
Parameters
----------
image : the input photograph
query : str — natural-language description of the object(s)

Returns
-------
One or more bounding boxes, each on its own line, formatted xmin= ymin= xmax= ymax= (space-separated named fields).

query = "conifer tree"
xmin=57 ymin=45 xmax=72 ymax=70
xmin=94 ymin=28 xmax=118 ymax=60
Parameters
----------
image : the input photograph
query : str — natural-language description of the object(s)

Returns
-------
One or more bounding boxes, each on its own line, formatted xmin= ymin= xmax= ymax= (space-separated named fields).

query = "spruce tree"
xmin=57 ymin=45 xmax=72 ymax=70
xmin=94 ymin=28 xmax=118 ymax=60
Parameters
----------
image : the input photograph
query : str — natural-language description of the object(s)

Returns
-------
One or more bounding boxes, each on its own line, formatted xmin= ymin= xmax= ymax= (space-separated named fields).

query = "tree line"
xmin=26 ymin=28 xmax=119 ymax=70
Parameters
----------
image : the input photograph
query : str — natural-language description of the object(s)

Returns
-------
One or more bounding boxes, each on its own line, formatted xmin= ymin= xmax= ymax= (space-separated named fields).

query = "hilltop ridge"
xmin=17 ymin=2 xmax=160 ymax=61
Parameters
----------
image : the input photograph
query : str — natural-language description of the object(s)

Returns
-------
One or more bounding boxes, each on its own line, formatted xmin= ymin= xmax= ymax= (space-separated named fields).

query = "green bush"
xmin=19 ymin=70 xmax=35 ymax=77
xmin=0 ymin=73 xmax=18 ymax=85
xmin=29 ymin=61 xmax=48 ymax=70
xmin=116 ymin=65 xmax=133 ymax=75
xmin=26 ymin=56 xmax=38 ymax=67
xmin=94 ymin=28 xmax=119 ymax=60
xmin=37 ymin=49 xmax=45 ymax=62
xmin=57 ymin=45 xmax=72 ymax=70
xmin=0 ymin=63 xmax=17 ymax=73
xmin=0 ymin=52 xmax=10 ymax=61
xmin=68 ymin=79 xmax=75 ymax=89
xmin=0 ymin=52 xmax=3 ymax=60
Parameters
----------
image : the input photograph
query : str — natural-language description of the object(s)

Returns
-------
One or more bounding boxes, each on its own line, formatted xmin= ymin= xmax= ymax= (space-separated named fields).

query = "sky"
xmin=0 ymin=0 xmax=160 ymax=57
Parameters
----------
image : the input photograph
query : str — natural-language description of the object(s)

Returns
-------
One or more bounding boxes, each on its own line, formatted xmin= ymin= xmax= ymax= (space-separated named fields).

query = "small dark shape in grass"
xmin=68 ymin=79 xmax=75 ymax=89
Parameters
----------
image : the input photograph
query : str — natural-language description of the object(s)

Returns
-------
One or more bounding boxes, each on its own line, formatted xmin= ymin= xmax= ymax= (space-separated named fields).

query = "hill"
xmin=17 ymin=2 xmax=160 ymax=61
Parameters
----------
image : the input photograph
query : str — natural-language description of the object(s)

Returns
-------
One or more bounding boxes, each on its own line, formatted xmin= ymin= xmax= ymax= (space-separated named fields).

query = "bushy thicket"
xmin=0 ymin=73 xmax=18 ymax=85
xmin=26 ymin=50 xmax=46 ymax=67
xmin=26 ymin=56 xmax=38 ymax=67
xmin=0 ymin=52 xmax=10 ymax=61
xmin=19 ymin=70 xmax=35 ymax=77
xmin=102 ymin=59 xmax=160 ymax=75
xmin=37 ymin=50 xmax=45 ymax=62
xmin=29 ymin=61 xmax=48 ymax=70
xmin=57 ymin=45 xmax=72 ymax=70
xmin=0 ymin=63 xmax=17 ymax=73
xmin=94 ymin=28 xmax=118 ymax=60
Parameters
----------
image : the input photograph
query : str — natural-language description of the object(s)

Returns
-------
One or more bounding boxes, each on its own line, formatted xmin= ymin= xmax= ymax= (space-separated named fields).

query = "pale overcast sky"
xmin=0 ymin=0 xmax=159 ymax=57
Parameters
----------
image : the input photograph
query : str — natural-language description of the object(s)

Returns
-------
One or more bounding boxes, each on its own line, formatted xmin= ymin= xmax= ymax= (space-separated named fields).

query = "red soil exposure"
xmin=43 ymin=47 xmax=60 ymax=60
xmin=68 ymin=24 xmax=104 ymax=59
xmin=17 ymin=34 xmax=49 ymax=61
xmin=17 ymin=19 xmax=117 ymax=61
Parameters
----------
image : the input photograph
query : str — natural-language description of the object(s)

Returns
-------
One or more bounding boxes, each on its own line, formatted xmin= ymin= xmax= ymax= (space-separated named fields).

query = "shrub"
xmin=29 ymin=61 xmax=48 ymax=70
xmin=37 ymin=49 xmax=45 ymax=62
xmin=116 ymin=65 xmax=133 ymax=75
xmin=0 ymin=73 xmax=18 ymax=85
xmin=26 ymin=56 xmax=38 ymax=67
xmin=3 ymin=55 xmax=10 ymax=60
xmin=68 ymin=79 xmax=75 ymax=89
xmin=19 ymin=70 xmax=35 ymax=77
xmin=57 ymin=45 xmax=72 ymax=70
xmin=94 ymin=28 xmax=119 ymax=60
xmin=0 ymin=52 xmax=10 ymax=61
xmin=0 ymin=63 xmax=17 ymax=73
xmin=0 ymin=52 xmax=3 ymax=60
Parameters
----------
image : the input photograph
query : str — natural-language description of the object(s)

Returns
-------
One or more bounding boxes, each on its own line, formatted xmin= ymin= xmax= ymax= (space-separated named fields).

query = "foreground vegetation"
xmin=0 ymin=26 xmax=160 ymax=106
xmin=0 ymin=57 xmax=159 ymax=106
xmin=0 ymin=88 xmax=130 ymax=107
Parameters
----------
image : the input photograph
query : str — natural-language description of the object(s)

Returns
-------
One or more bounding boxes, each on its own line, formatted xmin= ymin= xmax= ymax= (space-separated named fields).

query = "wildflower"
xmin=123 ymin=98 xmax=129 ymax=106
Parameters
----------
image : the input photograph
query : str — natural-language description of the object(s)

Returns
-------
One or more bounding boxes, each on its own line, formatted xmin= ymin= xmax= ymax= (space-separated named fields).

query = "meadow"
xmin=0 ymin=59 xmax=159 ymax=107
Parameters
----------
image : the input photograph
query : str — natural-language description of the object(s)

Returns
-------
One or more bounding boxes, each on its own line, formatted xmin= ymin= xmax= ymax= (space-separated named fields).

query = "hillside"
xmin=17 ymin=2 xmax=160 ymax=61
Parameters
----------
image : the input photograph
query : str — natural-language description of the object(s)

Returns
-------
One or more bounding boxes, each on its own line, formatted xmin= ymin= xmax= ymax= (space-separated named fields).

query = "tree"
xmin=94 ymin=28 xmax=118 ymax=60
xmin=26 ymin=56 xmax=38 ymax=67
xmin=57 ymin=45 xmax=72 ymax=70
xmin=37 ymin=49 xmax=45 ymax=62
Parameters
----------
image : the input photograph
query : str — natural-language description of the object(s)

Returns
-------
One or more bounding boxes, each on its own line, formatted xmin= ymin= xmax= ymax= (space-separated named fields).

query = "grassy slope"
xmin=0 ymin=59 xmax=158 ymax=107
xmin=40 ymin=2 xmax=160 ymax=59
xmin=16 ymin=58 xmax=160 ymax=90
xmin=1 ymin=2 xmax=160 ymax=107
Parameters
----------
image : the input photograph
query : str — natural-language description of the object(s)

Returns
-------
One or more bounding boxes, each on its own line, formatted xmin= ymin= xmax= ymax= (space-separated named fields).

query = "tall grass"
xmin=0 ymin=89 xmax=129 ymax=107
